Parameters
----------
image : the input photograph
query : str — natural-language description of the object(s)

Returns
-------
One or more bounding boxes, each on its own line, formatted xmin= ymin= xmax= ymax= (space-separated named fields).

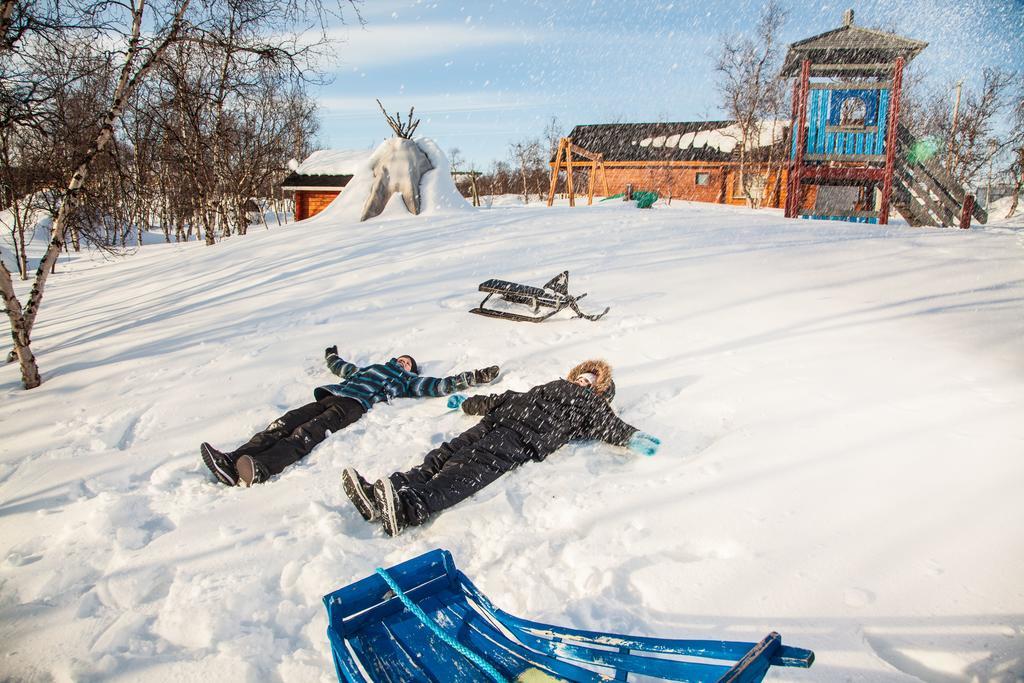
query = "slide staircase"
xmin=892 ymin=123 xmax=987 ymax=227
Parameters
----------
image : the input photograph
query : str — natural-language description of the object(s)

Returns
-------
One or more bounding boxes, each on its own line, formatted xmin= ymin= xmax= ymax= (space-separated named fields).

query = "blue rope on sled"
xmin=375 ymin=567 xmax=507 ymax=683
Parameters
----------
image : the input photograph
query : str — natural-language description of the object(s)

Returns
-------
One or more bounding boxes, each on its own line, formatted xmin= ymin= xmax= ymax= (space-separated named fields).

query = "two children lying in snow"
xmin=200 ymin=348 xmax=499 ymax=487
xmin=201 ymin=352 xmax=659 ymax=537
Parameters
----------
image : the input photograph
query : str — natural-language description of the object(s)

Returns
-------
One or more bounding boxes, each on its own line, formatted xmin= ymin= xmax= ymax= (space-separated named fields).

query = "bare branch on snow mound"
xmin=376 ymin=98 xmax=420 ymax=140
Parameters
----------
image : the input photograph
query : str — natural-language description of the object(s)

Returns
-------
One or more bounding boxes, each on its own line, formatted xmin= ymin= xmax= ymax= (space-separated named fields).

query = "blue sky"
xmin=313 ymin=0 xmax=1024 ymax=169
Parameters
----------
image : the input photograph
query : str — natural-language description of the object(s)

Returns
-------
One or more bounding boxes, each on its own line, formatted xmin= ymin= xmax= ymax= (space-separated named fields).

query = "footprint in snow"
xmin=90 ymin=494 xmax=176 ymax=551
xmin=5 ymin=541 xmax=44 ymax=567
xmin=438 ymin=294 xmax=467 ymax=310
xmin=843 ymin=587 xmax=875 ymax=607
xmin=78 ymin=564 xmax=174 ymax=625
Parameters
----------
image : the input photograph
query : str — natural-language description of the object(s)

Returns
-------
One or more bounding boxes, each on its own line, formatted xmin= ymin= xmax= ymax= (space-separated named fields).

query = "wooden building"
xmin=280 ymin=150 xmax=371 ymax=221
xmin=551 ymin=120 xmax=812 ymax=210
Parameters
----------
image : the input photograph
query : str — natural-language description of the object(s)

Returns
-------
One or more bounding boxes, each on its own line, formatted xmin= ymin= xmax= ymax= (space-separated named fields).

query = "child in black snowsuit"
xmin=200 ymin=347 xmax=499 ymax=487
xmin=342 ymin=359 xmax=661 ymax=536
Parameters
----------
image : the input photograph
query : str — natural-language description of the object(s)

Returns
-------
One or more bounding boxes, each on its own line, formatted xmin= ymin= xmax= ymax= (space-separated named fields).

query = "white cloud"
xmin=323 ymin=23 xmax=535 ymax=68
xmin=317 ymin=92 xmax=547 ymax=119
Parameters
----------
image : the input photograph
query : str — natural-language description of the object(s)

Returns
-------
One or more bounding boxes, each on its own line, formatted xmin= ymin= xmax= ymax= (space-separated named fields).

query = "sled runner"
xmin=323 ymin=549 xmax=815 ymax=682
xmin=469 ymin=271 xmax=609 ymax=323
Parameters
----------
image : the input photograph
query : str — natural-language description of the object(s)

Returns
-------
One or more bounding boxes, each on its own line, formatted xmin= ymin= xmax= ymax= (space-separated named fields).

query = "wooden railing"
xmin=893 ymin=123 xmax=987 ymax=227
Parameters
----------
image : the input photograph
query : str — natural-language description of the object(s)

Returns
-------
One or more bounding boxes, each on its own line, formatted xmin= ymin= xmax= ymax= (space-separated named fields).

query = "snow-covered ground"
xmin=2 ymin=184 xmax=1023 ymax=681
xmin=1 ymin=206 xmax=293 ymax=276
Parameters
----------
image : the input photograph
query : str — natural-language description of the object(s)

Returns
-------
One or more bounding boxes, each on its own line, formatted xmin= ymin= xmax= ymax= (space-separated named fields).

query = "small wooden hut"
xmin=280 ymin=150 xmax=371 ymax=221
xmin=549 ymin=120 xmax=804 ymax=209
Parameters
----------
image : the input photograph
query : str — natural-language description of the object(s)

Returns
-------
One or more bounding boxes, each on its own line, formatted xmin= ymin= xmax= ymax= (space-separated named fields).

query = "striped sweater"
xmin=313 ymin=354 xmax=479 ymax=410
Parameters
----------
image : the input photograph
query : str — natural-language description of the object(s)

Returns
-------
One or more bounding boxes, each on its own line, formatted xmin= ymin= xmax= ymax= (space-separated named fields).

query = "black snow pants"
xmin=232 ymin=395 xmax=366 ymax=477
xmin=390 ymin=421 xmax=532 ymax=526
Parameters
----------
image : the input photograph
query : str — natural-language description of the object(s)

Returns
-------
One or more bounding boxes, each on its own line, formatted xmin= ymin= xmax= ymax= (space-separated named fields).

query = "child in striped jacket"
xmin=201 ymin=347 xmax=499 ymax=487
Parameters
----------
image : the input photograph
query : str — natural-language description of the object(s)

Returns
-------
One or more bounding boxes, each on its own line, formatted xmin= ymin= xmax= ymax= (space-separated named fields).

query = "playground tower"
xmin=782 ymin=10 xmax=984 ymax=227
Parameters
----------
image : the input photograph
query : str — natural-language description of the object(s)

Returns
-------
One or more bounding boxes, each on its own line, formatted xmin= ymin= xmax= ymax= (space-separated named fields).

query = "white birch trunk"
xmin=1 ymin=261 xmax=40 ymax=386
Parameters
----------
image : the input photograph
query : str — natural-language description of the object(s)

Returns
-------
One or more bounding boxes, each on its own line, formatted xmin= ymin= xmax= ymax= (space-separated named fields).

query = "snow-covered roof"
xmin=567 ymin=120 xmax=788 ymax=162
xmin=280 ymin=149 xmax=375 ymax=190
xmin=293 ymin=149 xmax=373 ymax=176
xmin=781 ymin=16 xmax=927 ymax=77
xmin=645 ymin=121 xmax=787 ymax=155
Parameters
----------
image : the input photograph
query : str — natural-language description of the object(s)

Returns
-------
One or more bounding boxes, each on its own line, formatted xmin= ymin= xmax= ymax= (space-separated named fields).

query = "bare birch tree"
xmin=1 ymin=0 xmax=358 ymax=389
xmin=909 ymin=69 xmax=1015 ymax=186
xmin=1002 ymin=77 xmax=1023 ymax=218
xmin=715 ymin=1 xmax=787 ymax=208
xmin=509 ymin=139 xmax=544 ymax=204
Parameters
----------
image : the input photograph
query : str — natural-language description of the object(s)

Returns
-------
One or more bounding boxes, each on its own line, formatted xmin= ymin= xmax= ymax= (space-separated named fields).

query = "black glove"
xmin=325 ymin=345 xmax=338 ymax=359
xmin=473 ymin=365 xmax=500 ymax=383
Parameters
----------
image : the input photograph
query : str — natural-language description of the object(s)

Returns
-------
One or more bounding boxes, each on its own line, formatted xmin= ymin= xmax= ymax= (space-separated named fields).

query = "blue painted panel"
xmin=342 ymin=623 xmax=421 ymax=682
xmin=805 ymin=87 xmax=895 ymax=158
xmin=818 ymin=90 xmax=828 ymax=153
xmin=799 ymin=87 xmax=896 ymax=159
xmin=875 ymin=89 xmax=890 ymax=155
xmin=384 ymin=605 xmax=485 ymax=682
xmin=828 ymin=89 xmax=880 ymax=127
xmin=815 ymin=90 xmax=828 ymax=153
xmin=806 ymin=91 xmax=819 ymax=153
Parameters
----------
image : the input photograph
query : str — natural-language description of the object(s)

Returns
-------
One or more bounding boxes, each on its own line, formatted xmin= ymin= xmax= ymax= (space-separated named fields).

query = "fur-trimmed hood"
xmin=567 ymin=359 xmax=613 ymax=395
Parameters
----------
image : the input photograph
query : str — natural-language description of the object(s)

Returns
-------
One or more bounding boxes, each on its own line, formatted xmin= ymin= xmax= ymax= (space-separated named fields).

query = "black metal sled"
xmin=469 ymin=271 xmax=609 ymax=323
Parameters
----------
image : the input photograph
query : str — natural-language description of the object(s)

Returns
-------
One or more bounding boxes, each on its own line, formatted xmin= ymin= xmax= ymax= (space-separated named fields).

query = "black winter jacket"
xmin=461 ymin=379 xmax=637 ymax=461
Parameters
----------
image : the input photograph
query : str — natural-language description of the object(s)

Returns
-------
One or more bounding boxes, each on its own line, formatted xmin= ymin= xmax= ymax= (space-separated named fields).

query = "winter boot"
xmin=373 ymin=478 xmax=406 ymax=537
xmin=201 ymin=442 xmax=238 ymax=486
xmin=342 ymin=467 xmax=378 ymax=522
xmin=235 ymin=455 xmax=266 ymax=487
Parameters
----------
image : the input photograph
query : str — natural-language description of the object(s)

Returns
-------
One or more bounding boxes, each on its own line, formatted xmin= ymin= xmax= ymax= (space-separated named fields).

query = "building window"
xmin=695 ymin=172 xmax=710 ymax=186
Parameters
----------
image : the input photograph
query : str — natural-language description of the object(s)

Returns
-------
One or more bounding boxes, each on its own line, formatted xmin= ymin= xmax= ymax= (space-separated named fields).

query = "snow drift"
xmin=309 ymin=137 xmax=471 ymax=225
xmin=1 ymin=195 xmax=1023 ymax=682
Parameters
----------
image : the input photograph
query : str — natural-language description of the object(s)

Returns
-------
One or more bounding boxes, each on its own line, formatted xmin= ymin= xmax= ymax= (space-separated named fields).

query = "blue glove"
xmin=447 ymin=394 xmax=467 ymax=410
xmin=627 ymin=432 xmax=661 ymax=456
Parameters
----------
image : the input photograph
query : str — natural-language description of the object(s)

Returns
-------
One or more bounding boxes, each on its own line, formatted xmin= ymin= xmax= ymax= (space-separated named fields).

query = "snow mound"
xmin=0 ymin=205 xmax=54 ymax=261
xmin=306 ymin=137 xmax=471 ymax=224
xmin=984 ymin=195 xmax=1023 ymax=227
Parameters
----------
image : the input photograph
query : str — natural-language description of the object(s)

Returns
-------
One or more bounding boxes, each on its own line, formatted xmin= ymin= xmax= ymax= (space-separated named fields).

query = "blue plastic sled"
xmin=323 ymin=549 xmax=814 ymax=682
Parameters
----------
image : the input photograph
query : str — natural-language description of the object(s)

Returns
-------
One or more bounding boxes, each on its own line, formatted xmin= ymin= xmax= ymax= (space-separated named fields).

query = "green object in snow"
xmin=598 ymin=190 xmax=657 ymax=207
xmin=907 ymin=136 xmax=940 ymax=165
xmin=634 ymin=191 xmax=659 ymax=208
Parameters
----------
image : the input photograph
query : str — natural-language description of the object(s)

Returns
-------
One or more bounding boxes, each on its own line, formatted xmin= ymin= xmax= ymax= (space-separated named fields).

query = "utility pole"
xmin=468 ymin=170 xmax=481 ymax=207
xmin=947 ymin=80 xmax=963 ymax=167
xmin=986 ymin=140 xmax=997 ymax=208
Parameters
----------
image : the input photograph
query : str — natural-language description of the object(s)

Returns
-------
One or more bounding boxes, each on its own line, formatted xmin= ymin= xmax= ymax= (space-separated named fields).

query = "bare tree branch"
xmin=376 ymin=98 xmax=420 ymax=139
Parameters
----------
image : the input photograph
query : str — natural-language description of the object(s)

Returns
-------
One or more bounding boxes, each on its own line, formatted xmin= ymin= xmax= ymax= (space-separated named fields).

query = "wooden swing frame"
xmin=546 ymin=137 xmax=610 ymax=207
